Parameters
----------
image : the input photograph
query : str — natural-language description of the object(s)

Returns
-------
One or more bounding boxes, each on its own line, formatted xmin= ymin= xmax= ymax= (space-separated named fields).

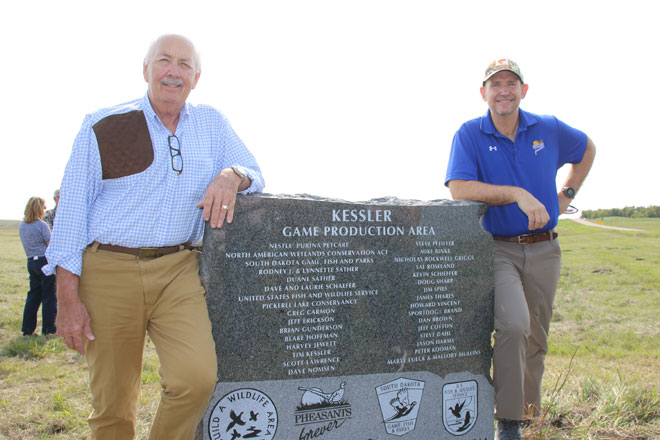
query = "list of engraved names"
xmin=221 ymin=208 xmax=480 ymax=376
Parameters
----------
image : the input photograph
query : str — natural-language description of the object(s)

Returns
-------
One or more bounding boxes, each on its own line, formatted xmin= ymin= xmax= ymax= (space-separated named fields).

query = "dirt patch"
xmin=571 ymin=218 xmax=642 ymax=231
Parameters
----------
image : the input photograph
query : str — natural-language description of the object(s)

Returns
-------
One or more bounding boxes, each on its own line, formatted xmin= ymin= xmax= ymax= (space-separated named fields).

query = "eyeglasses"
xmin=168 ymin=135 xmax=183 ymax=175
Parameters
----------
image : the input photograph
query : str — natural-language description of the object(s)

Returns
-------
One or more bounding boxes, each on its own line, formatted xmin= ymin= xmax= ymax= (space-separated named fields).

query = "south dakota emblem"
xmin=376 ymin=377 xmax=424 ymax=436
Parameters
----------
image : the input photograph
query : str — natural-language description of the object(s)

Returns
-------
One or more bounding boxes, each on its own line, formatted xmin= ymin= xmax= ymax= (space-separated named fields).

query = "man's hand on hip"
xmin=558 ymin=192 xmax=573 ymax=215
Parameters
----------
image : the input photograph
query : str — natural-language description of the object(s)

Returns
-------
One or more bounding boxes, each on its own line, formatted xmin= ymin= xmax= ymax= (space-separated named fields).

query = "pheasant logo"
xmin=294 ymin=381 xmax=352 ymax=438
xmin=298 ymin=382 xmax=346 ymax=406
xmin=376 ymin=377 xmax=424 ymax=436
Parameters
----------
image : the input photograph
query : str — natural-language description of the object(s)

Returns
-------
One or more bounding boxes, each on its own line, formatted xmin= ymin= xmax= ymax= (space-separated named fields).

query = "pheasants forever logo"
xmin=294 ymin=381 xmax=352 ymax=438
xmin=208 ymin=388 xmax=278 ymax=440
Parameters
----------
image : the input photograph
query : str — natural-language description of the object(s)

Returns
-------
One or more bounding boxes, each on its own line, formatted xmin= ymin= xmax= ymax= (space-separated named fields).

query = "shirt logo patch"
xmin=488 ymin=146 xmax=498 ymax=152
xmin=532 ymin=140 xmax=545 ymax=155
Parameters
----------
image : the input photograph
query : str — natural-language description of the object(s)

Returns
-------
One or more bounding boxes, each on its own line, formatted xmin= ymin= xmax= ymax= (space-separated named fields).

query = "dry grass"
xmin=0 ymin=221 xmax=161 ymax=439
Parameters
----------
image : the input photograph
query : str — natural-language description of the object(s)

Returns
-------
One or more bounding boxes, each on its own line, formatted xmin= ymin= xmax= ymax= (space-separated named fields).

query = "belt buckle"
xmin=139 ymin=248 xmax=161 ymax=259
xmin=517 ymin=234 xmax=529 ymax=244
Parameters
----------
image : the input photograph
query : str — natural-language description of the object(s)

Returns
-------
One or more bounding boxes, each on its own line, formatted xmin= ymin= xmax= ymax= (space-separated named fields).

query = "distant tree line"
xmin=582 ymin=206 xmax=660 ymax=218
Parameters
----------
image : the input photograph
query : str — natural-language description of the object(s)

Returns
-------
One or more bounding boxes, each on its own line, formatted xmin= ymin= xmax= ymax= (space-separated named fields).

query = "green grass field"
xmin=533 ymin=218 xmax=660 ymax=439
xmin=1 ymin=218 xmax=658 ymax=439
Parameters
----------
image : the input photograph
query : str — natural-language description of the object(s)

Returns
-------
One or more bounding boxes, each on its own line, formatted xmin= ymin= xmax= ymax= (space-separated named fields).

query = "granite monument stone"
xmin=197 ymin=194 xmax=494 ymax=440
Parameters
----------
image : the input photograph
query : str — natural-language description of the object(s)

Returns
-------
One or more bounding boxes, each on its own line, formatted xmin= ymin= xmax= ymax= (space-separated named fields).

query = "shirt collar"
xmin=140 ymin=93 xmax=190 ymax=132
xmin=480 ymin=108 xmax=538 ymax=136
xmin=517 ymin=108 xmax=537 ymax=131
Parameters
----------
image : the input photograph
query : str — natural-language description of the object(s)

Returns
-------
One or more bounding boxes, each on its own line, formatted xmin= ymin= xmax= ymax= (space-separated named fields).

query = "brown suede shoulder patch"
xmin=93 ymin=111 xmax=154 ymax=180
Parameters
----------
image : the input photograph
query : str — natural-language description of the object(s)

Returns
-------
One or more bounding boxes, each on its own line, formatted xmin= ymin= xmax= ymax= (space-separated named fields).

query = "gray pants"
xmin=492 ymin=236 xmax=561 ymax=420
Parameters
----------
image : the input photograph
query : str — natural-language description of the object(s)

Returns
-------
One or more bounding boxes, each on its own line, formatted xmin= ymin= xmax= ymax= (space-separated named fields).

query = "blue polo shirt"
xmin=445 ymin=108 xmax=587 ymax=237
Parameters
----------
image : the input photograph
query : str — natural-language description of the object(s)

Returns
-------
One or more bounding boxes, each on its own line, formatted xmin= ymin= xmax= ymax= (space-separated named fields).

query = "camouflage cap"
xmin=483 ymin=58 xmax=524 ymax=84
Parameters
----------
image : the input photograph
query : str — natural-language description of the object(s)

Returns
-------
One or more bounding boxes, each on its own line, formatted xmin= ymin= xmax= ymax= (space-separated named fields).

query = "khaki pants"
xmin=492 ymin=237 xmax=561 ymax=421
xmin=79 ymin=244 xmax=217 ymax=439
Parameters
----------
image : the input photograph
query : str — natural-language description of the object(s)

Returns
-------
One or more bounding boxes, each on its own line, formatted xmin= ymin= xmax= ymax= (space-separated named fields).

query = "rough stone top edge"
xmin=241 ymin=192 xmax=485 ymax=207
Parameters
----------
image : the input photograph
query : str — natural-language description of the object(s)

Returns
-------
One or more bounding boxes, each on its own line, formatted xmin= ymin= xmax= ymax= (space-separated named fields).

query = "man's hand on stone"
xmin=198 ymin=168 xmax=242 ymax=228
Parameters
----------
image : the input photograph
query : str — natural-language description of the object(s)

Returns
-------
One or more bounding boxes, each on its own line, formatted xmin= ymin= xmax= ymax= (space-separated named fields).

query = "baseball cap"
xmin=483 ymin=58 xmax=524 ymax=84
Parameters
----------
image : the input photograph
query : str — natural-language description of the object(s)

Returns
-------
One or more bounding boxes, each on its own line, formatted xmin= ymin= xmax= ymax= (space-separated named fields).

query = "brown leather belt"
xmin=96 ymin=242 xmax=198 ymax=258
xmin=493 ymin=231 xmax=558 ymax=244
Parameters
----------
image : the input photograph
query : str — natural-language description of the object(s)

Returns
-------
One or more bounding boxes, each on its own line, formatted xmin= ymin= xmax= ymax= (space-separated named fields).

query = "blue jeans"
xmin=22 ymin=256 xmax=57 ymax=335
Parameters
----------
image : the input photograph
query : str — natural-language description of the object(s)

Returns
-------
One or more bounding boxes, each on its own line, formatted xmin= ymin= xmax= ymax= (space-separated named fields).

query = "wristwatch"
xmin=562 ymin=187 xmax=576 ymax=199
xmin=231 ymin=166 xmax=248 ymax=185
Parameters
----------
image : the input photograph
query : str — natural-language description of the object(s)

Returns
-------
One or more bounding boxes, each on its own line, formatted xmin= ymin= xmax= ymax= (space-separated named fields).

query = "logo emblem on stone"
xmin=376 ymin=377 xmax=424 ymax=436
xmin=208 ymin=388 xmax=278 ymax=440
xmin=294 ymin=381 xmax=352 ymax=438
xmin=443 ymin=380 xmax=477 ymax=435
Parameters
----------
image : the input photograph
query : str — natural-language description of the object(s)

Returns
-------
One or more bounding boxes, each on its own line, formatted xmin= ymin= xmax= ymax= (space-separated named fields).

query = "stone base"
xmin=200 ymin=372 xmax=492 ymax=440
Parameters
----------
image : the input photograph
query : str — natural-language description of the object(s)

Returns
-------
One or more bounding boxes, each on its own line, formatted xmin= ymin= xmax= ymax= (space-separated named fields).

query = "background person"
xmin=43 ymin=188 xmax=59 ymax=230
xmin=44 ymin=34 xmax=265 ymax=439
xmin=445 ymin=59 xmax=595 ymax=440
xmin=18 ymin=197 xmax=57 ymax=336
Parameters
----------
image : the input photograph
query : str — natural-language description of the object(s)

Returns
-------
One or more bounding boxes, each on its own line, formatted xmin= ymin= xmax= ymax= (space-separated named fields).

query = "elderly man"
xmin=45 ymin=34 xmax=264 ymax=439
xmin=445 ymin=59 xmax=595 ymax=440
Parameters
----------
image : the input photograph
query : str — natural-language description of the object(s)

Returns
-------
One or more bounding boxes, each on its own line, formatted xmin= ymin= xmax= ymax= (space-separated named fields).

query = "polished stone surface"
xmin=196 ymin=194 xmax=494 ymax=440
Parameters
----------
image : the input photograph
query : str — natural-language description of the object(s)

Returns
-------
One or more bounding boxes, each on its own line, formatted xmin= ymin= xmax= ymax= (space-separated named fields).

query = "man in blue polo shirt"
xmin=445 ymin=59 xmax=595 ymax=440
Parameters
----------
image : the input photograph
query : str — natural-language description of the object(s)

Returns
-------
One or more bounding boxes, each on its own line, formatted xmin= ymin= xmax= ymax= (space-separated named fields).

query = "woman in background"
xmin=18 ymin=197 xmax=57 ymax=335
